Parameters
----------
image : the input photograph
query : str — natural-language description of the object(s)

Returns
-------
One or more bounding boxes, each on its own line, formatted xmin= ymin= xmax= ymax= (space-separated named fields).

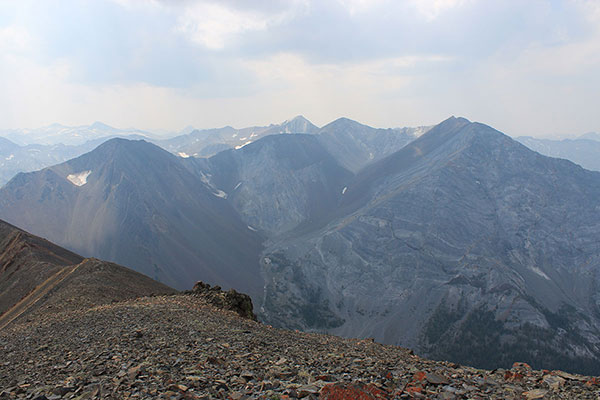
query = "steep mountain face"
xmin=158 ymin=116 xmax=319 ymax=159
xmin=190 ymin=134 xmax=352 ymax=236
xmin=516 ymin=136 xmax=600 ymax=172
xmin=316 ymin=118 xmax=428 ymax=172
xmin=0 ymin=139 xmax=264 ymax=295
xmin=0 ymin=219 xmax=174 ymax=329
xmin=260 ymin=117 xmax=600 ymax=374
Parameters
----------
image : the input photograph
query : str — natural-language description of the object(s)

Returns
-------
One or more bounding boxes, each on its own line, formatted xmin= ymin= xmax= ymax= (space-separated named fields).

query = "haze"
xmin=0 ymin=0 xmax=599 ymax=138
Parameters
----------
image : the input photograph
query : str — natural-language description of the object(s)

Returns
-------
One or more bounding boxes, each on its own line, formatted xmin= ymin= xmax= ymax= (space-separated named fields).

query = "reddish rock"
xmin=585 ymin=377 xmax=600 ymax=386
xmin=320 ymin=383 xmax=389 ymax=400
xmin=412 ymin=371 xmax=426 ymax=383
xmin=404 ymin=386 xmax=423 ymax=395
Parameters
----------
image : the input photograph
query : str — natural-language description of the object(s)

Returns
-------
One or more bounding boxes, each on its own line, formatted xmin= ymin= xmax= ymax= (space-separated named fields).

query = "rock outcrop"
xmin=190 ymin=281 xmax=256 ymax=321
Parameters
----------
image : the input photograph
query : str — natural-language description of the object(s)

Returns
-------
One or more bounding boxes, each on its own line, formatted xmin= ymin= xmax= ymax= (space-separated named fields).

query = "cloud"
xmin=411 ymin=0 xmax=473 ymax=20
xmin=0 ymin=25 xmax=31 ymax=52
xmin=173 ymin=0 xmax=308 ymax=50
xmin=0 ymin=0 xmax=599 ymax=137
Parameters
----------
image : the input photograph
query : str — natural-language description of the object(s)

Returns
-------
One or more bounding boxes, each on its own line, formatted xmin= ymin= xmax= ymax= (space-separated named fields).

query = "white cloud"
xmin=0 ymin=25 xmax=31 ymax=52
xmin=175 ymin=1 xmax=306 ymax=49
xmin=411 ymin=0 xmax=473 ymax=20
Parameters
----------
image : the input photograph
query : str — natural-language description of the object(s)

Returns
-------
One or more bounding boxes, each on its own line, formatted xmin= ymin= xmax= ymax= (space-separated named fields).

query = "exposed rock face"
xmin=194 ymin=134 xmax=352 ymax=236
xmin=190 ymin=281 xmax=256 ymax=320
xmin=260 ymin=117 xmax=600 ymax=374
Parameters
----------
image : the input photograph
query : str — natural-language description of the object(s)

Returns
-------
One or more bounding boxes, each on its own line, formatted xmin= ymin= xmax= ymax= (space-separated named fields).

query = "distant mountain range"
xmin=515 ymin=134 xmax=600 ymax=171
xmin=0 ymin=123 xmax=155 ymax=185
xmin=0 ymin=121 xmax=155 ymax=146
xmin=0 ymin=117 xmax=429 ymax=185
xmin=2 ymin=117 xmax=600 ymax=374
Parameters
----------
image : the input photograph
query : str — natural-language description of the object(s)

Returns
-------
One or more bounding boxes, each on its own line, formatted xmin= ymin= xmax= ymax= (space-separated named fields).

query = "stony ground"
xmin=1 ymin=294 xmax=599 ymax=399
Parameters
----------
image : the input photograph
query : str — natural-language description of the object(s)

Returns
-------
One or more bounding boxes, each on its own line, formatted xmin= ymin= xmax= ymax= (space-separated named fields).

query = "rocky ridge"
xmin=1 ymin=292 xmax=599 ymax=399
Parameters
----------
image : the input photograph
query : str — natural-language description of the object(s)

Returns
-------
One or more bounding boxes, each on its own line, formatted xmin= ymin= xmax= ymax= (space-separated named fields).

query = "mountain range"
xmin=515 ymin=134 xmax=600 ymax=171
xmin=2 ymin=116 xmax=600 ymax=374
xmin=0 ymin=116 xmax=429 ymax=186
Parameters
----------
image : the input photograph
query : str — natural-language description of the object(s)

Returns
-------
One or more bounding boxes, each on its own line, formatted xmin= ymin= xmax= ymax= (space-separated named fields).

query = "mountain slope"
xmin=316 ymin=117 xmax=428 ymax=172
xmin=0 ymin=139 xmax=264 ymax=294
xmin=0 ymin=219 xmax=175 ymax=329
xmin=191 ymin=134 xmax=352 ymax=236
xmin=260 ymin=117 xmax=600 ymax=374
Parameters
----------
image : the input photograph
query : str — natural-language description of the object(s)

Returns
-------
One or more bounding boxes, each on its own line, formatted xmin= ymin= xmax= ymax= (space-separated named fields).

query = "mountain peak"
xmin=322 ymin=117 xmax=371 ymax=131
xmin=278 ymin=115 xmax=319 ymax=133
xmin=89 ymin=121 xmax=116 ymax=131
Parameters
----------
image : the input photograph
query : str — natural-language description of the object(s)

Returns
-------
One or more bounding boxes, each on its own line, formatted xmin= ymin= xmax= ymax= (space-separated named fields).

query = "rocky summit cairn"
xmin=189 ymin=281 xmax=256 ymax=321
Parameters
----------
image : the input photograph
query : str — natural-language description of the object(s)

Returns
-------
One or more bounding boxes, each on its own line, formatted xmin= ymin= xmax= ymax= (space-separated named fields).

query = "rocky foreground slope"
xmin=0 ymin=220 xmax=598 ymax=399
xmin=2 ymin=290 xmax=600 ymax=399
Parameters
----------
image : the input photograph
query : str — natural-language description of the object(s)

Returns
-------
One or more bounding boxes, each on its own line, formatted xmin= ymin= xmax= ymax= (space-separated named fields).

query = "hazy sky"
xmin=0 ymin=0 xmax=599 ymax=137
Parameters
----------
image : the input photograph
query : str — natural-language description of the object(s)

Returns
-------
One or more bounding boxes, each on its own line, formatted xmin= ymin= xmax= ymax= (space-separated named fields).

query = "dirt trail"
xmin=0 ymin=260 xmax=85 ymax=330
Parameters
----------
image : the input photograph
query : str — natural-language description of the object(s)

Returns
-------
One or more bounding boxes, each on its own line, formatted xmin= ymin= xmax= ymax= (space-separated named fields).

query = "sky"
xmin=0 ymin=0 xmax=599 ymax=138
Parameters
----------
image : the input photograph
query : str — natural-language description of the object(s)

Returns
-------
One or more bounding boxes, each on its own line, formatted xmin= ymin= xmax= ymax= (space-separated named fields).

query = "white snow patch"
xmin=369 ymin=152 xmax=374 ymax=160
xmin=247 ymin=225 xmax=257 ymax=232
xmin=177 ymin=152 xmax=190 ymax=158
xmin=198 ymin=172 xmax=211 ymax=185
xmin=67 ymin=170 xmax=92 ymax=186
xmin=250 ymin=132 xmax=257 ymax=138
xmin=235 ymin=141 xmax=252 ymax=150
xmin=531 ymin=266 xmax=550 ymax=280
xmin=232 ymin=133 xmax=238 ymax=138
xmin=213 ymin=189 xmax=228 ymax=199
xmin=342 ymin=186 xmax=347 ymax=194
xmin=234 ymin=181 xmax=242 ymax=190
xmin=5 ymin=154 xmax=14 ymax=161
xmin=239 ymin=137 xmax=247 ymax=141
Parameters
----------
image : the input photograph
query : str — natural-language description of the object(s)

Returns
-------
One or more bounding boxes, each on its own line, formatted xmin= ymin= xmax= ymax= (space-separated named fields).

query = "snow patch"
xmin=342 ymin=186 xmax=347 ymax=194
xmin=247 ymin=225 xmax=257 ymax=232
xmin=369 ymin=152 xmax=374 ymax=160
xmin=250 ymin=132 xmax=257 ymax=138
xmin=239 ymin=137 xmax=247 ymax=141
xmin=177 ymin=152 xmax=190 ymax=158
xmin=67 ymin=170 xmax=92 ymax=186
xmin=5 ymin=154 xmax=14 ymax=161
xmin=232 ymin=133 xmax=238 ymax=138
xmin=235 ymin=141 xmax=252 ymax=150
xmin=234 ymin=182 xmax=242 ymax=190
xmin=530 ymin=266 xmax=550 ymax=280
xmin=213 ymin=189 xmax=228 ymax=199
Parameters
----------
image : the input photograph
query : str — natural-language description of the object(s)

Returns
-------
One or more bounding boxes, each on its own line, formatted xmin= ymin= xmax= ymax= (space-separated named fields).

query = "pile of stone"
xmin=1 ymin=294 xmax=598 ymax=399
